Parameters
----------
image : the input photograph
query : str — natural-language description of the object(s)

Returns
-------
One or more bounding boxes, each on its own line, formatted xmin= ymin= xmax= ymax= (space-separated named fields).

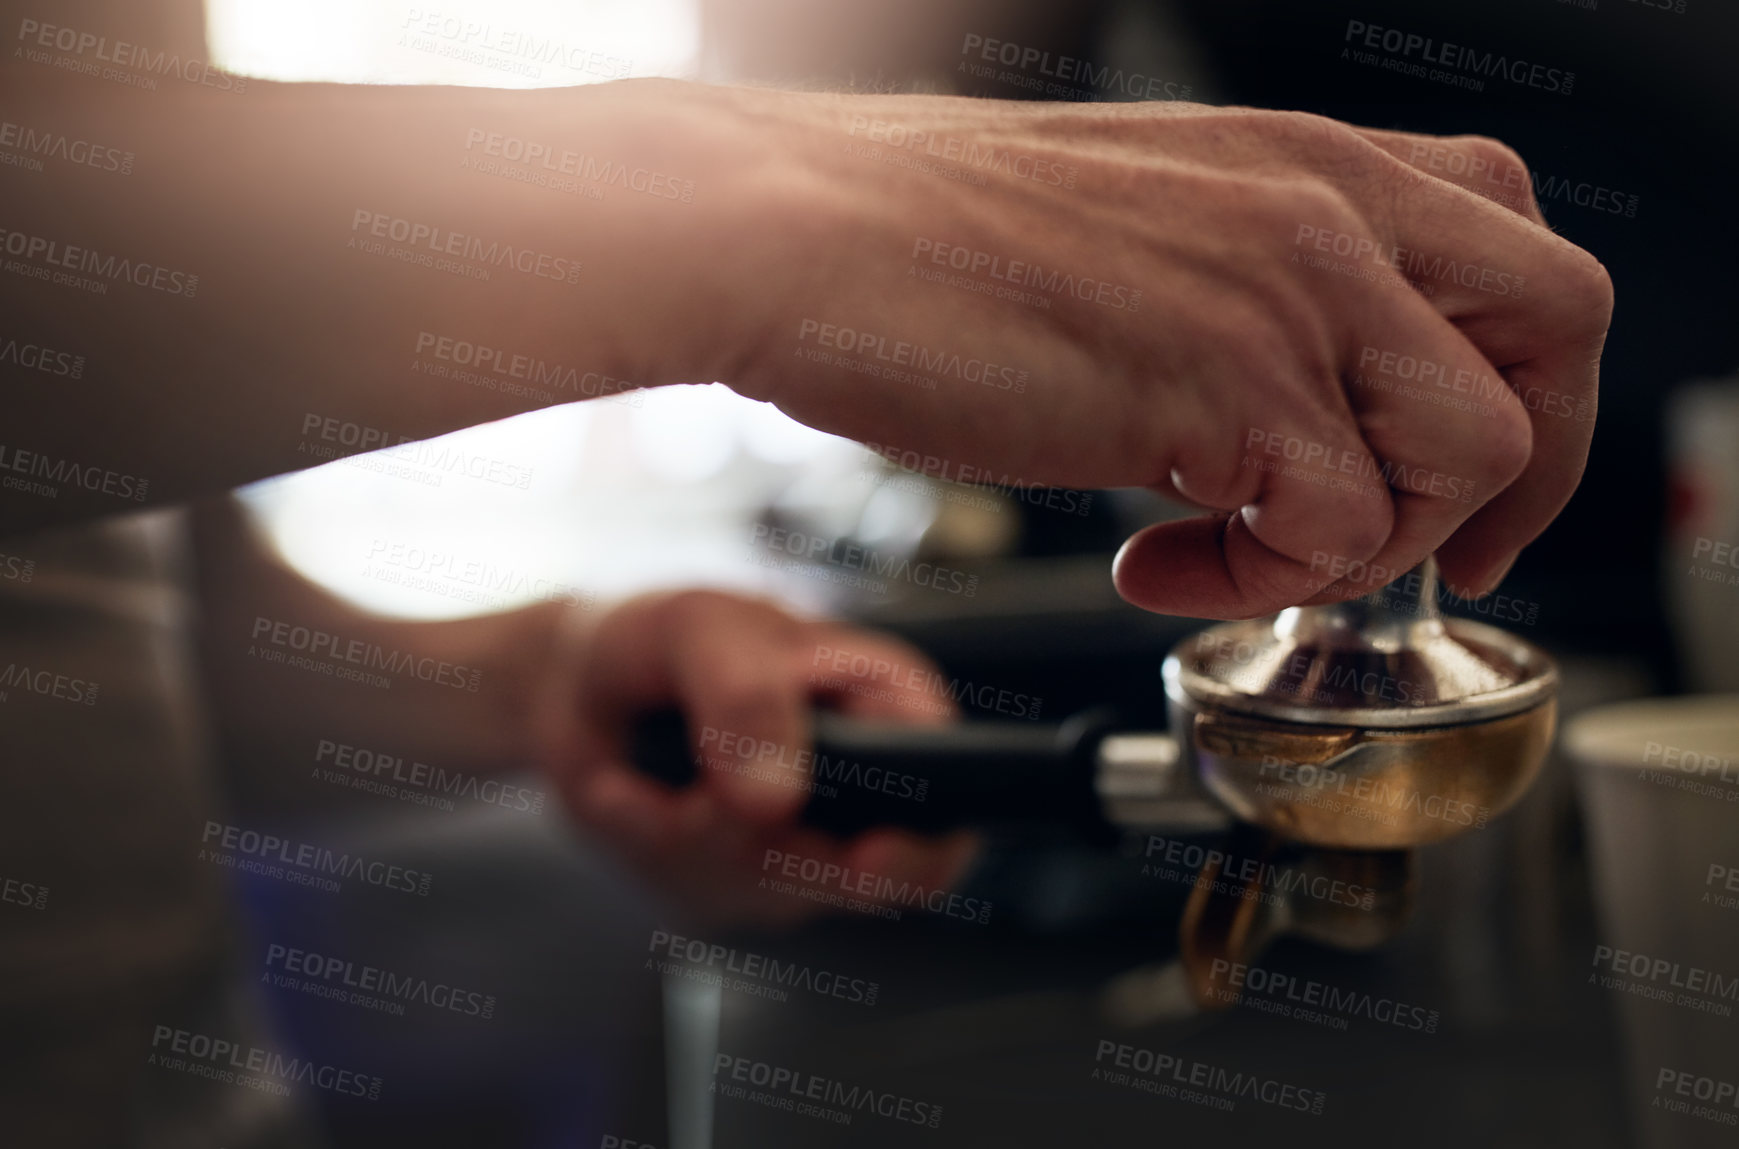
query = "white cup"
xmin=1666 ymin=382 xmax=1739 ymax=692
xmin=1567 ymin=696 xmax=1739 ymax=1149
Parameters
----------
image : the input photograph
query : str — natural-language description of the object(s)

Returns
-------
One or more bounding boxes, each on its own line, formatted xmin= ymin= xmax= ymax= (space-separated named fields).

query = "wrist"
xmin=580 ymin=82 xmax=854 ymax=392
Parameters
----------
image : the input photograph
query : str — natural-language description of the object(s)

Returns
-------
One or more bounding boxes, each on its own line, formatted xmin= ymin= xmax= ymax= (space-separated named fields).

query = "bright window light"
xmin=207 ymin=0 xmax=885 ymax=620
xmin=205 ymin=0 xmax=700 ymax=86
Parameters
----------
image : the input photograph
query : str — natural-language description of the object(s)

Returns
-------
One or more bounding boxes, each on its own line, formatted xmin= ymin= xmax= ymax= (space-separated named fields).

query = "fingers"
xmin=1117 ymin=368 xmax=1397 ymax=618
xmin=1431 ymin=351 xmax=1603 ymax=597
xmin=669 ymin=603 xmax=966 ymax=821
xmin=1276 ymin=137 xmax=1609 ymax=596
xmin=1117 ymin=252 xmax=1548 ymax=618
xmin=1115 ymin=514 xmax=1303 ymax=620
xmin=806 ymin=626 xmax=959 ymax=725
xmin=1114 ymin=483 xmax=1390 ymax=621
xmin=569 ymin=763 xmax=978 ymax=928
xmin=553 ymin=587 xmax=970 ymax=889
xmin=663 ymin=599 xmax=818 ymax=825
xmin=1297 ymin=285 xmax=1535 ymax=601
xmin=1116 ymin=432 xmax=1401 ymax=619
xmin=1349 ymin=127 xmax=1548 ymax=227
xmin=1350 ymin=158 xmax=1611 ymax=593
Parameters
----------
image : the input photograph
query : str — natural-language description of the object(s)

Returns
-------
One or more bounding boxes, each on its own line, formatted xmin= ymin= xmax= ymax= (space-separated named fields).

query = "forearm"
xmin=190 ymin=498 xmax=569 ymax=770
xmin=0 ymin=69 xmax=748 ymax=534
xmin=6 ymin=58 xmax=1612 ymax=618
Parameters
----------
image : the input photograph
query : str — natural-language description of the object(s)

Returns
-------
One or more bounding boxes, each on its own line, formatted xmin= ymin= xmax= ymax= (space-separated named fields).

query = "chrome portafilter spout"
xmin=1159 ymin=557 xmax=1558 ymax=1009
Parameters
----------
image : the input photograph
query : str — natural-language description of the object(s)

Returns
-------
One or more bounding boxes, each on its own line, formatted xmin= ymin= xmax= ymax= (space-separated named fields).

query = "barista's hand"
xmin=531 ymin=589 xmax=977 ymax=925
xmin=634 ymin=87 xmax=1612 ymax=616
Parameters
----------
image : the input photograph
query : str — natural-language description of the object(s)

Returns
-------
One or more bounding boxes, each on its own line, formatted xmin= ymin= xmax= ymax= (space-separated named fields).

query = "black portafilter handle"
xmin=626 ymin=708 xmax=1119 ymax=838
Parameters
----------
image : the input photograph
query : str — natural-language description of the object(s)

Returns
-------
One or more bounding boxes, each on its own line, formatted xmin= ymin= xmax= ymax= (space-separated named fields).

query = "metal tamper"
xmin=1152 ymin=556 xmax=1556 ymax=1007
xmin=630 ymin=558 xmax=1558 ymax=1008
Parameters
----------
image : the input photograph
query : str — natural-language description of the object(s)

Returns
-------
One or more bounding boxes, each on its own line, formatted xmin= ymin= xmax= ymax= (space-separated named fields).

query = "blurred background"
xmin=76 ymin=0 xmax=1739 ymax=1146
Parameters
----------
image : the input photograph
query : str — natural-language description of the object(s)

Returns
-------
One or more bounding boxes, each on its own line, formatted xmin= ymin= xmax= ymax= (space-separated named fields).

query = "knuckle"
xmin=1456 ymin=134 xmax=1531 ymax=182
xmin=1285 ymin=113 xmax=1401 ymax=186
xmin=1335 ymin=502 xmax=1394 ymax=561
xmin=1478 ymin=403 xmax=1535 ymax=488
xmin=663 ymin=587 xmax=729 ymax=623
xmin=665 ymin=587 xmax=793 ymax=637
xmin=1254 ymin=108 xmax=1366 ymax=155
xmin=1567 ymin=251 xmax=1616 ymax=324
xmin=1264 ymin=174 xmax=1373 ymax=253
xmin=707 ymin=674 xmax=794 ymax=741
xmin=1295 ymin=178 xmax=1366 ymax=230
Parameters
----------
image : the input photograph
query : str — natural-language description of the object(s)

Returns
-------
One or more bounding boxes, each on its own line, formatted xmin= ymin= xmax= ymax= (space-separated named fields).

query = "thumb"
xmin=675 ymin=630 xmax=813 ymax=827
